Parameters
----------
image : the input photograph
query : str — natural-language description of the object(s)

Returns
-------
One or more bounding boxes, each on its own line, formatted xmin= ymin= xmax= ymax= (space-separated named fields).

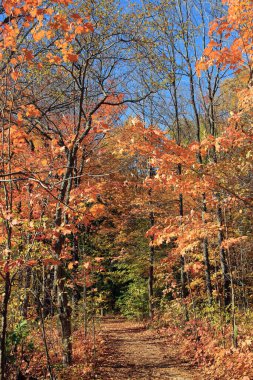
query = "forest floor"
xmin=95 ymin=317 xmax=202 ymax=380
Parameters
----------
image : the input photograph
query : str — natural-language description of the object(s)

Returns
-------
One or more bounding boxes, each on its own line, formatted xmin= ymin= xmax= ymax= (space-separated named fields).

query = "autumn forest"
xmin=0 ymin=0 xmax=252 ymax=379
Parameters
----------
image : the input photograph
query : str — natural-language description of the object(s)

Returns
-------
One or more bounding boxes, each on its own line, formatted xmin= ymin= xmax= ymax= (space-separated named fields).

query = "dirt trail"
xmin=95 ymin=318 xmax=201 ymax=380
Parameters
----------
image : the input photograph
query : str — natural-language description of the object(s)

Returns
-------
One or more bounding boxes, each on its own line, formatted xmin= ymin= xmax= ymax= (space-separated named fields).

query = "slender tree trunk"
xmin=203 ymin=237 xmax=212 ymax=303
xmin=0 ymin=275 xmax=11 ymax=380
xmin=22 ymin=267 xmax=31 ymax=318
xmin=0 ymin=227 xmax=12 ymax=380
xmin=148 ymin=161 xmax=155 ymax=320
xmin=177 ymin=164 xmax=188 ymax=320
xmin=55 ymin=238 xmax=72 ymax=366
xmin=148 ymin=210 xmax=155 ymax=319
xmin=178 ymin=189 xmax=189 ymax=321
xmin=53 ymin=151 xmax=76 ymax=365
xmin=35 ymin=289 xmax=55 ymax=380
xmin=217 ymin=204 xmax=231 ymax=307
xmin=202 ymin=194 xmax=213 ymax=303
xmin=22 ymin=184 xmax=33 ymax=318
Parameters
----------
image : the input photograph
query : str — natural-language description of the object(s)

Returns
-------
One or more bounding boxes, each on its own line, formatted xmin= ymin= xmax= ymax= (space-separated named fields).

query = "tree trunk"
xmin=203 ymin=237 xmax=212 ymax=304
xmin=54 ymin=233 xmax=72 ymax=366
xmin=148 ymin=162 xmax=155 ymax=320
xmin=202 ymin=194 xmax=213 ymax=304
xmin=178 ymin=173 xmax=188 ymax=321
xmin=57 ymin=264 xmax=72 ymax=366
xmin=148 ymin=211 xmax=155 ymax=319
xmin=0 ymin=274 xmax=11 ymax=380
xmin=217 ymin=205 xmax=231 ymax=307
xmin=22 ymin=267 xmax=31 ymax=318
xmin=0 ymin=227 xmax=12 ymax=380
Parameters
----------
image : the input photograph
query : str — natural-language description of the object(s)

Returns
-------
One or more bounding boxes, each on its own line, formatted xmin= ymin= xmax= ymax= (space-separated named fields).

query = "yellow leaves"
xmin=33 ymin=30 xmax=45 ymax=42
xmin=30 ymin=8 xmax=39 ymax=18
xmin=0 ymin=236 xmax=6 ymax=244
xmin=47 ymin=53 xmax=62 ymax=65
xmin=83 ymin=261 xmax=91 ymax=270
xmin=3 ymin=24 xmax=19 ymax=49
xmin=75 ymin=23 xmax=94 ymax=35
xmin=68 ymin=262 xmax=74 ymax=270
xmin=190 ymin=277 xmax=204 ymax=290
xmin=46 ymin=8 xmax=54 ymax=16
xmin=10 ymin=125 xmax=28 ymax=144
xmin=67 ymin=261 xmax=78 ymax=270
xmin=10 ymin=57 xmax=18 ymax=65
xmin=41 ymin=159 xmax=48 ymax=167
xmin=90 ymin=204 xmax=105 ymax=218
xmin=51 ymin=138 xmax=65 ymax=156
xmin=221 ymin=236 xmax=248 ymax=250
xmin=32 ymin=137 xmax=42 ymax=149
xmin=25 ymin=104 xmax=41 ymax=118
xmin=55 ymin=0 xmax=73 ymax=4
xmin=196 ymin=59 xmax=209 ymax=77
xmin=11 ymin=71 xmax=19 ymax=81
xmin=75 ymin=25 xmax=86 ymax=34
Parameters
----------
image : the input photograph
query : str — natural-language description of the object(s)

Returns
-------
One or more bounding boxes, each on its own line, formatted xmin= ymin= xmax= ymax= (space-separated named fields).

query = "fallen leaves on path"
xmin=95 ymin=318 xmax=201 ymax=379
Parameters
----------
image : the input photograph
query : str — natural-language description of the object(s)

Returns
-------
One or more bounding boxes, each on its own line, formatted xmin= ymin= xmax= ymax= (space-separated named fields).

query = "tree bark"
xmin=148 ymin=210 xmax=155 ymax=319
xmin=0 ymin=227 xmax=12 ymax=380
xmin=57 ymin=263 xmax=72 ymax=366
xmin=217 ymin=205 xmax=231 ymax=307
xmin=202 ymin=194 xmax=213 ymax=304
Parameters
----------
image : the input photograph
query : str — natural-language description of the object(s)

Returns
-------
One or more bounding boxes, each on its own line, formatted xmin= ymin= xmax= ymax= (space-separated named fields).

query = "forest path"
xmin=95 ymin=317 xmax=201 ymax=380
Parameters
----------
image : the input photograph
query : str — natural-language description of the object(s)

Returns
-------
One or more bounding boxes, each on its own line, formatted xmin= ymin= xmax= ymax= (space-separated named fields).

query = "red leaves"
xmin=26 ymin=259 xmax=38 ymax=267
xmin=23 ymin=49 xmax=34 ymax=61
xmin=65 ymin=53 xmax=79 ymax=63
xmin=43 ymin=258 xmax=61 ymax=266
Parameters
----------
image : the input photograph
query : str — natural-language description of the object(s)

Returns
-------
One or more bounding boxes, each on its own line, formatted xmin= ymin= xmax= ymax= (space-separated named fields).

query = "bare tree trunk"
xmin=178 ymin=188 xmax=189 ymax=321
xmin=217 ymin=204 xmax=231 ymax=307
xmin=55 ymin=237 xmax=72 ymax=366
xmin=0 ymin=275 xmax=11 ymax=380
xmin=0 ymin=227 xmax=12 ymax=380
xmin=22 ymin=184 xmax=33 ymax=318
xmin=22 ymin=267 xmax=31 ymax=318
xmin=148 ymin=210 xmax=155 ymax=319
xmin=148 ymin=160 xmax=155 ymax=320
xmin=202 ymin=194 xmax=213 ymax=304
